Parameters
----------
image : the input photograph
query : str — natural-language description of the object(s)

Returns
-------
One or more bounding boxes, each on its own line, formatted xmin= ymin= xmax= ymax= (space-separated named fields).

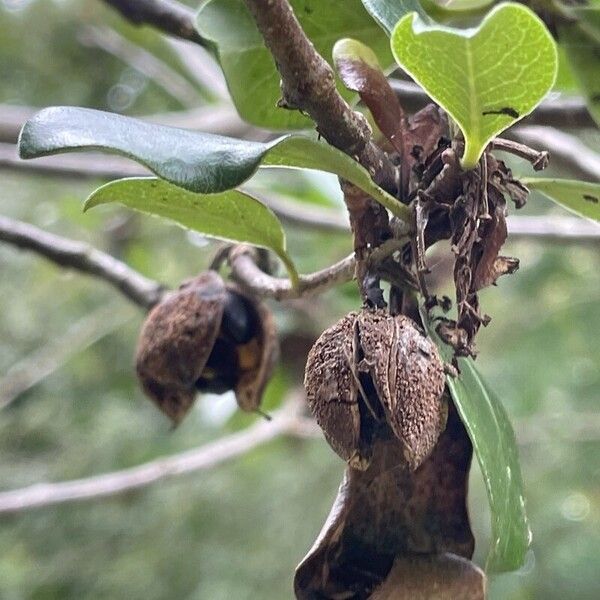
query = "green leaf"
xmin=361 ymin=0 xmax=427 ymax=35
xmin=422 ymin=311 xmax=531 ymax=572
xmin=559 ymin=19 xmax=600 ymax=126
xmin=85 ymin=177 xmax=299 ymax=285
xmin=391 ymin=3 xmax=558 ymax=168
xmin=196 ymin=0 xmax=392 ymax=129
xmin=521 ymin=178 xmax=600 ymax=223
xmin=448 ymin=359 xmax=531 ymax=572
xmin=18 ymin=107 xmax=409 ymax=219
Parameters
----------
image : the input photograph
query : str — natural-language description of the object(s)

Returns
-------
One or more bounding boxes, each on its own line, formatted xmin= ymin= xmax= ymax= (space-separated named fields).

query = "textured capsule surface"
xmin=136 ymin=270 xmax=278 ymax=424
xmin=136 ymin=271 xmax=227 ymax=423
xmin=358 ymin=310 xmax=446 ymax=470
xmin=304 ymin=312 xmax=368 ymax=469
xmin=305 ymin=309 xmax=446 ymax=471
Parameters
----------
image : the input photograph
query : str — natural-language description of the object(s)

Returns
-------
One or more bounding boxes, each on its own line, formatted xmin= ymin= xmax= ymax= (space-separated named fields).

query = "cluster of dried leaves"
xmin=337 ymin=45 xmax=535 ymax=360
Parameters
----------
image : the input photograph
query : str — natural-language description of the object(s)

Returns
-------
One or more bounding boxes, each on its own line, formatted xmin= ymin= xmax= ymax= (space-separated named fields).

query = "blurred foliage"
xmin=0 ymin=1 xmax=599 ymax=599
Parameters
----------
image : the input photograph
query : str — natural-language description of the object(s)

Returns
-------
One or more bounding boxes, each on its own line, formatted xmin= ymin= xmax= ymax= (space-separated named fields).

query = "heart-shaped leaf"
xmin=521 ymin=178 xmax=600 ymax=223
xmin=85 ymin=177 xmax=299 ymax=285
xmin=18 ymin=107 xmax=409 ymax=219
xmin=392 ymin=3 xmax=558 ymax=169
xmin=197 ymin=0 xmax=392 ymax=129
xmin=423 ymin=310 xmax=531 ymax=572
xmin=361 ymin=0 xmax=427 ymax=35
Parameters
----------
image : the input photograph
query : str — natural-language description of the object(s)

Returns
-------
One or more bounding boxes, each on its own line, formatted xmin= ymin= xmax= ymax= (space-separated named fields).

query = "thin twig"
xmin=0 ymin=398 xmax=319 ymax=514
xmin=2 ymin=147 xmax=598 ymax=242
xmin=0 ymin=141 xmax=147 ymax=179
xmin=0 ymin=215 xmax=165 ymax=309
xmin=78 ymin=25 xmax=203 ymax=107
xmin=490 ymin=137 xmax=549 ymax=171
xmin=0 ymin=104 xmax=261 ymax=144
xmin=506 ymin=215 xmax=600 ymax=242
xmin=165 ymin=37 xmax=230 ymax=101
xmin=229 ymin=246 xmax=356 ymax=301
xmin=101 ymin=0 xmax=207 ymax=47
xmin=0 ymin=305 xmax=134 ymax=410
xmin=389 ymin=79 xmax=596 ymax=129
xmin=511 ymin=125 xmax=600 ymax=183
xmin=0 ymin=404 xmax=597 ymax=514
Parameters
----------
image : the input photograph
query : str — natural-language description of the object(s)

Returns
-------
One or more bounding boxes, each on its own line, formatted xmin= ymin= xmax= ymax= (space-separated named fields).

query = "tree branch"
xmin=0 ymin=104 xmax=261 ymax=144
xmin=0 ymin=215 xmax=165 ymax=309
xmin=78 ymin=25 xmax=203 ymax=107
xmin=101 ymin=0 xmax=207 ymax=47
xmin=242 ymin=0 xmax=396 ymax=194
xmin=228 ymin=246 xmax=356 ymax=301
xmin=490 ymin=137 xmax=549 ymax=170
xmin=0 ymin=401 xmax=594 ymax=514
xmin=506 ymin=215 xmax=600 ymax=242
xmin=0 ymin=397 xmax=319 ymax=514
xmin=390 ymin=79 xmax=596 ymax=129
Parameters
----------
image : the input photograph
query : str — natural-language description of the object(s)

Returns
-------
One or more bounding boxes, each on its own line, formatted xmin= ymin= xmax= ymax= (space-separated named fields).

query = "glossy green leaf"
xmin=85 ymin=177 xmax=299 ymax=285
xmin=361 ymin=0 xmax=427 ymax=34
xmin=18 ymin=107 xmax=408 ymax=219
xmin=196 ymin=0 xmax=392 ymax=129
xmin=422 ymin=311 xmax=531 ymax=572
xmin=391 ymin=3 xmax=558 ymax=168
xmin=521 ymin=178 xmax=600 ymax=223
xmin=448 ymin=358 xmax=531 ymax=572
xmin=559 ymin=18 xmax=600 ymax=126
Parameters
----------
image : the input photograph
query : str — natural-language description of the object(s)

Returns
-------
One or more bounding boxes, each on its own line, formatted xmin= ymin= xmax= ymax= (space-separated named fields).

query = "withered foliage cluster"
xmin=338 ymin=49 xmax=536 ymax=359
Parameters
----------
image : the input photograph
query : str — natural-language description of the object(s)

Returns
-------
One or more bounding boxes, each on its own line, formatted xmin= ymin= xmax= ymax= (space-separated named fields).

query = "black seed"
xmin=221 ymin=292 xmax=258 ymax=344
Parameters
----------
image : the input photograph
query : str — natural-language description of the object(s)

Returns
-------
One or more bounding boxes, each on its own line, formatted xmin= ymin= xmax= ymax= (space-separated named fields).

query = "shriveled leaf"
xmin=361 ymin=0 xmax=428 ymax=34
xmin=18 ymin=107 xmax=407 ymax=218
xmin=196 ymin=0 xmax=392 ymax=129
xmin=559 ymin=19 xmax=600 ymax=126
xmin=423 ymin=312 xmax=531 ymax=572
xmin=85 ymin=177 xmax=299 ymax=284
xmin=521 ymin=178 xmax=600 ymax=223
xmin=333 ymin=38 xmax=407 ymax=153
xmin=391 ymin=3 xmax=558 ymax=168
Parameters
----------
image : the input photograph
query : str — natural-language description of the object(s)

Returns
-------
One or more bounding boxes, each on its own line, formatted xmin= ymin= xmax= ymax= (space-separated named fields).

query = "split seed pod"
xmin=305 ymin=309 xmax=446 ymax=471
xmin=136 ymin=270 xmax=277 ymax=424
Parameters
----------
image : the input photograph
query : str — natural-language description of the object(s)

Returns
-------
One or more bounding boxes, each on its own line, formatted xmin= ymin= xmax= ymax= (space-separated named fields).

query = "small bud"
xmin=136 ymin=271 xmax=277 ymax=424
xmin=305 ymin=309 xmax=446 ymax=471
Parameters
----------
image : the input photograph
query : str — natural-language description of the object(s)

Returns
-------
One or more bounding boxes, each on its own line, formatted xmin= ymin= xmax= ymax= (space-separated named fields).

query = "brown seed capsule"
xmin=136 ymin=271 xmax=277 ymax=424
xmin=305 ymin=309 xmax=446 ymax=471
xmin=357 ymin=310 xmax=447 ymax=471
xmin=304 ymin=312 xmax=369 ymax=470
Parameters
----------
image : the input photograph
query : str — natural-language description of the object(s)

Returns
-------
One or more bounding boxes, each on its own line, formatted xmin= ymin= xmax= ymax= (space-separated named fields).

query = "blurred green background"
xmin=0 ymin=1 xmax=599 ymax=599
